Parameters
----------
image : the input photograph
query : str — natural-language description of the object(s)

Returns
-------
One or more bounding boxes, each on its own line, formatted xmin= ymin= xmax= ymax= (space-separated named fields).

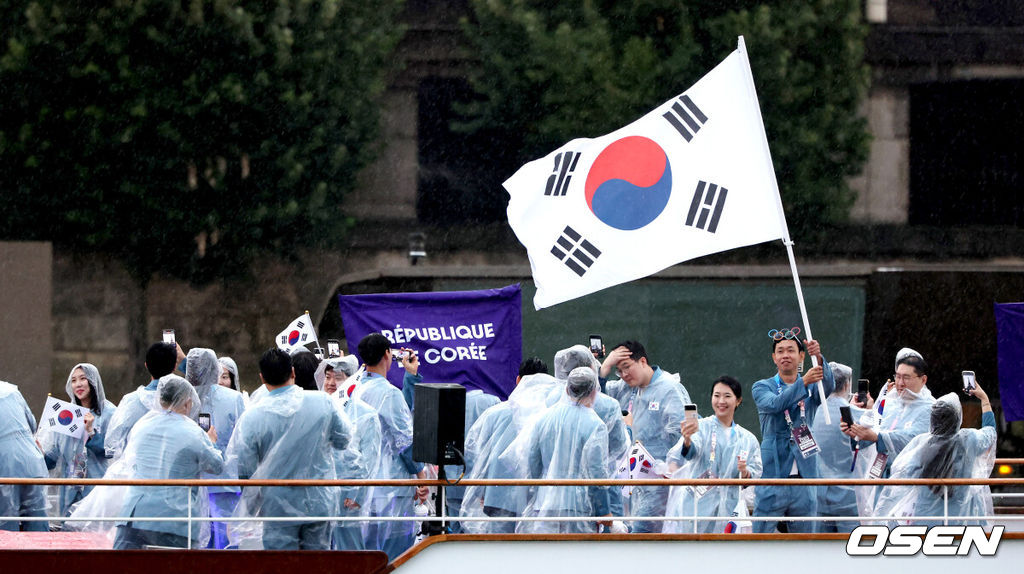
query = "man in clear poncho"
xmin=459 ymin=365 xmax=559 ymax=534
xmin=105 ymin=342 xmax=182 ymax=459
xmin=184 ymin=348 xmax=247 ymax=548
xmin=842 ymin=354 xmax=935 ymax=481
xmin=810 ymin=362 xmax=875 ymax=532
xmin=314 ymin=356 xmax=383 ymax=550
xmin=113 ymin=375 xmax=224 ymax=549
xmin=444 ymin=386 xmax=500 ymax=533
xmin=0 ymin=380 xmax=48 ymax=531
xmin=547 ymin=346 xmax=630 ymax=519
xmin=521 ymin=367 xmax=611 ymax=533
xmin=665 ymin=376 xmax=762 ymax=534
xmin=349 ymin=333 xmax=419 ymax=559
xmin=38 ymin=363 xmax=117 ymax=518
xmin=600 ymin=340 xmax=690 ymax=533
xmin=874 ymin=386 xmax=996 ymax=526
xmin=227 ymin=348 xmax=351 ymax=550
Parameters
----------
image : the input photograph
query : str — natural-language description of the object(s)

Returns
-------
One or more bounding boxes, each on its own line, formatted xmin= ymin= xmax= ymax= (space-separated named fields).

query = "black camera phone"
xmin=198 ymin=413 xmax=211 ymax=432
xmin=589 ymin=334 xmax=604 ymax=358
xmin=839 ymin=405 xmax=854 ymax=426
xmin=856 ymin=379 xmax=869 ymax=405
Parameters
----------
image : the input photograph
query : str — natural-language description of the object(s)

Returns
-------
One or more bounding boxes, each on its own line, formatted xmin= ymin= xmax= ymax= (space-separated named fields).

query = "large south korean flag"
xmin=505 ymin=37 xmax=789 ymax=309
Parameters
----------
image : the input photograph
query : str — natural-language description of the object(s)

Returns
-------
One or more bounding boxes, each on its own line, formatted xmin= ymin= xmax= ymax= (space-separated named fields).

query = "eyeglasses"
xmin=893 ymin=373 xmax=918 ymax=382
xmin=768 ymin=327 xmax=801 ymax=341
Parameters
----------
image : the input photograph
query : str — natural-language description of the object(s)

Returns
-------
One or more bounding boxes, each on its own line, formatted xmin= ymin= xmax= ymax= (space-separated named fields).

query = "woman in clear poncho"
xmin=664 ymin=376 xmax=762 ymax=534
xmin=520 ymin=367 xmax=611 ymax=534
xmin=37 ymin=363 xmax=118 ymax=518
xmin=874 ymin=384 xmax=996 ymax=527
xmin=113 ymin=375 xmax=223 ymax=549
xmin=315 ymin=356 xmax=382 ymax=550
xmin=460 ymin=372 xmax=560 ymax=534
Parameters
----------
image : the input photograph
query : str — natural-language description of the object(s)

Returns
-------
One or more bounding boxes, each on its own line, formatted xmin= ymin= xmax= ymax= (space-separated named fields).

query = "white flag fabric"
xmin=275 ymin=312 xmax=319 ymax=351
xmin=505 ymin=38 xmax=788 ymax=309
xmin=41 ymin=395 xmax=87 ymax=439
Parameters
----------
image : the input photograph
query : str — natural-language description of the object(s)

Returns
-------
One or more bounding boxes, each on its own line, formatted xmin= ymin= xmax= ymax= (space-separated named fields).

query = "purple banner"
xmin=995 ymin=302 xmax=1024 ymax=422
xmin=338 ymin=284 xmax=522 ymax=399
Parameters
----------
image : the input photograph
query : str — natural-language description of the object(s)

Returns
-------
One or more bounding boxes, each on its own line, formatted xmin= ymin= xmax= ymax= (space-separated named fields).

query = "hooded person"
xmin=105 ymin=342 xmax=180 ymax=459
xmin=809 ymin=363 xmax=876 ymax=532
xmin=547 ymin=345 xmax=630 ymax=519
xmin=459 ymin=372 xmax=561 ymax=534
xmin=112 ymin=375 xmax=224 ymax=549
xmin=520 ymin=367 xmax=611 ymax=533
xmin=874 ymin=386 xmax=996 ymax=526
xmin=184 ymin=348 xmax=247 ymax=548
xmin=314 ymin=356 xmax=383 ymax=550
xmin=665 ymin=376 xmax=763 ymax=534
xmin=226 ymin=348 xmax=351 ymax=550
xmin=38 ymin=363 xmax=118 ymax=518
xmin=0 ymin=380 xmax=49 ymax=532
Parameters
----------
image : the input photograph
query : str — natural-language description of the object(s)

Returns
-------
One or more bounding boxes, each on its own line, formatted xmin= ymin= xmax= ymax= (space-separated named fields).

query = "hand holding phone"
xmin=198 ymin=413 xmax=211 ymax=432
xmin=162 ymin=329 xmax=175 ymax=345
xmin=589 ymin=334 xmax=604 ymax=359
xmin=856 ymin=379 xmax=869 ymax=405
xmin=962 ymin=370 xmax=976 ymax=392
xmin=684 ymin=403 xmax=698 ymax=421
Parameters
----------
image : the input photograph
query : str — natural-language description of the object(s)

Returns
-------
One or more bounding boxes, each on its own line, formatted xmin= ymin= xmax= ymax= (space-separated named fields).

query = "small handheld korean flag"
xmin=276 ymin=312 xmax=319 ymax=352
xmin=41 ymin=396 xmax=87 ymax=439
xmin=505 ymin=37 xmax=788 ymax=309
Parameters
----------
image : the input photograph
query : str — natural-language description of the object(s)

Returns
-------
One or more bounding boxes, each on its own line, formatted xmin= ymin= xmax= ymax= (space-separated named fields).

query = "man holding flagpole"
xmin=751 ymin=331 xmax=834 ymax=533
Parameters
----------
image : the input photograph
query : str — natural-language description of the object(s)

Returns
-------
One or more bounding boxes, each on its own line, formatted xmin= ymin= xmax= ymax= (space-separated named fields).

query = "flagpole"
xmin=736 ymin=36 xmax=831 ymax=424
xmin=305 ymin=310 xmax=319 ymax=343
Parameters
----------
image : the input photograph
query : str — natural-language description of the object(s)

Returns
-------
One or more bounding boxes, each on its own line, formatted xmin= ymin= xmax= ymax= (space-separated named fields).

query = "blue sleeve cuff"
xmin=982 ymin=411 xmax=996 ymax=429
xmin=590 ymin=487 xmax=610 ymax=517
xmin=399 ymin=445 xmax=424 ymax=475
xmin=874 ymin=436 xmax=888 ymax=455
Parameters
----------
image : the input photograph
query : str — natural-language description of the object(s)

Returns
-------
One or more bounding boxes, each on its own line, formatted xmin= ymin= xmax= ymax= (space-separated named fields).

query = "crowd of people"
xmin=0 ymin=329 xmax=998 ymax=554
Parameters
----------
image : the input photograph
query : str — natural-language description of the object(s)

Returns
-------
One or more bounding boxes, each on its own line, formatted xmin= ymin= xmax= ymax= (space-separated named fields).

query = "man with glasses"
xmin=751 ymin=328 xmax=835 ymax=533
xmin=841 ymin=355 xmax=935 ymax=479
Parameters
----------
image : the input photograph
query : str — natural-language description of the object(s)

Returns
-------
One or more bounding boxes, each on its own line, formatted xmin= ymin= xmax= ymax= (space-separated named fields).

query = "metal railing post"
xmin=943 ymin=485 xmax=949 ymax=526
xmin=187 ymin=487 xmax=193 ymax=549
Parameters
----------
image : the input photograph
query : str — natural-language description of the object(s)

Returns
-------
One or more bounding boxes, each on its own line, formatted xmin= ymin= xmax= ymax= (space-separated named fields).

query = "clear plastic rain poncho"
xmin=459 ymin=373 xmax=560 ymax=533
xmin=810 ymin=363 xmax=878 ymax=531
xmin=113 ymin=375 xmax=221 ymax=547
xmin=518 ymin=367 xmax=610 ymax=533
xmin=874 ymin=393 xmax=996 ymax=526
xmin=104 ymin=376 xmax=163 ymax=459
xmin=348 ymin=372 xmax=414 ymax=551
xmin=873 ymin=348 xmax=925 ymax=430
xmin=37 ymin=363 xmax=118 ymax=517
xmin=873 ymin=380 xmax=934 ymax=477
xmin=219 ymin=357 xmax=239 ymax=390
xmin=226 ymin=382 xmax=351 ymax=549
xmin=664 ymin=415 xmax=763 ymax=534
xmin=313 ymin=356 xmax=359 ymax=393
xmin=444 ymin=389 xmax=501 ymax=520
xmin=329 ymin=388 xmax=382 ymax=550
xmin=185 ymin=349 xmax=246 ymax=492
xmin=68 ymin=374 xmax=179 ymax=538
xmin=0 ymin=381 xmax=49 ymax=531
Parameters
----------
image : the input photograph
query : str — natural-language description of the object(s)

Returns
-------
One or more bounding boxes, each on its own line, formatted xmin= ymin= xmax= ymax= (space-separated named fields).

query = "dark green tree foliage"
xmin=0 ymin=0 xmax=404 ymax=281
xmin=460 ymin=0 xmax=869 ymax=231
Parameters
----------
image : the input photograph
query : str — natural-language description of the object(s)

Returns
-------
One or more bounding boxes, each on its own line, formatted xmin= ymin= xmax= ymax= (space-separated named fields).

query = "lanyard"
xmin=774 ymin=374 xmax=808 ymax=429
xmin=708 ymin=423 xmax=736 ymax=468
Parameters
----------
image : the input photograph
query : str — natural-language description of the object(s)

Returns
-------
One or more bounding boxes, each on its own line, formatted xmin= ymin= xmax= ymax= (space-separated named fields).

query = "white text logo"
xmin=846 ymin=525 xmax=1004 ymax=556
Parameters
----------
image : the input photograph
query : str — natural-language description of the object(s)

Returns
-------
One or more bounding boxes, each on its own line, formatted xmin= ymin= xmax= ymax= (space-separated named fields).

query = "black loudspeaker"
xmin=412 ymin=383 xmax=466 ymax=465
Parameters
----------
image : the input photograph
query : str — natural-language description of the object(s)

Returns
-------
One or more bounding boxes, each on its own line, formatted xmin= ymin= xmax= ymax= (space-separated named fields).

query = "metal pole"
xmin=187 ymin=487 xmax=193 ymax=549
xmin=943 ymin=485 xmax=949 ymax=526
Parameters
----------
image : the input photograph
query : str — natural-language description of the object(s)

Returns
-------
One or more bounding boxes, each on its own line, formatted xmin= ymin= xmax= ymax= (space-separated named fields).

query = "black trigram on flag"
xmin=662 ymin=95 xmax=708 ymax=142
xmin=48 ymin=417 xmax=56 ymax=426
xmin=68 ymin=423 xmax=78 ymax=433
xmin=551 ymin=226 xmax=601 ymax=277
xmin=544 ymin=151 xmax=581 ymax=197
xmin=51 ymin=402 xmax=60 ymax=411
xmin=74 ymin=408 xmax=83 ymax=417
xmin=685 ymin=181 xmax=728 ymax=233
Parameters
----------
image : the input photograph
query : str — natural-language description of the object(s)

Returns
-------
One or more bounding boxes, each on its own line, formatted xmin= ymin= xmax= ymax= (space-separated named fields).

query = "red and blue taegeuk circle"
xmin=584 ymin=136 xmax=672 ymax=231
xmin=58 ymin=410 xmax=73 ymax=425
xmin=288 ymin=330 xmax=301 ymax=346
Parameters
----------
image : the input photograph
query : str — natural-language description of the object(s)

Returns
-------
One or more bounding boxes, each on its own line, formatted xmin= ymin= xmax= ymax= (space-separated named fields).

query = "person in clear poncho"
xmin=112 ymin=375 xmax=223 ymax=549
xmin=842 ymin=354 xmax=934 ymax=480
xmin=0 ymin=380 xmax=48 ymax=531
xmin=38 ymin=363 xmax=118 ymax=518
xmin=227 ymin=348 xmax=351 ymax=550
xmin=665 ymin=376 xmax=762 ymax=533
xmin=459 ymin=365 xmax=559 ymax=534
xmin=314 ymin=356 xmax=382 ymax=550
xmin=185 ymin=348 xmax=247 ymax=549
xmin=547 ymin=346 xmax=630 ymax=518
xmin=874 ymin=385 xmax=996 ymax=526
xmin=809 ymin=363 xmax=876 ymax=532
xmin=218 ymin=356 xmax=240 ymax=390
xmin=600 ymin=340 xmax=691 ymax=533
xmin=444 ymin=387 xmax=500 ymax=533
xmin=105 ymin=342 xmax=182 ymax=459
xmin=349 ymin=334 xmax=418 ymax=559
xmin=520 ymin=367 xmax=611 ymax=533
